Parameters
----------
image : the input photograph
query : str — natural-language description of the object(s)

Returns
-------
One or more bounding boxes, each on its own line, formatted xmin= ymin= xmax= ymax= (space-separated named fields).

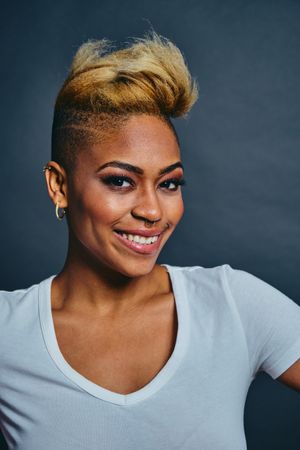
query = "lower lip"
xmin=113 ymin=231 xmax=164 ymax=255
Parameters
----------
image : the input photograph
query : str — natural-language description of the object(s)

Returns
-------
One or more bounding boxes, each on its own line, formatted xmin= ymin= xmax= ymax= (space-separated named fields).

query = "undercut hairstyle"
xmin=51 ymin=30 xmax=199 ymax=173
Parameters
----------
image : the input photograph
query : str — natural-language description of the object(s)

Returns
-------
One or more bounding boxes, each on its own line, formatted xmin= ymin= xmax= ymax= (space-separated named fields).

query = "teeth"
xmin=120 ymin=232 xmax=159 ymax=244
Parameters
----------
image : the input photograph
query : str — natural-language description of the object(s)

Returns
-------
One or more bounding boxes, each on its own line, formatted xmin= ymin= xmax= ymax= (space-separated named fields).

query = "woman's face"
xmin=57 ymin=114 xmax=185 ymax=277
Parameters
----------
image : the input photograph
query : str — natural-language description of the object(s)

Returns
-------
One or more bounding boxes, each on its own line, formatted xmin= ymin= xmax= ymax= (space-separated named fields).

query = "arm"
xmin=223 ymin=264 xmax=300 ymax=385
xmin=277 ymin=358 xmax=300 ymax=393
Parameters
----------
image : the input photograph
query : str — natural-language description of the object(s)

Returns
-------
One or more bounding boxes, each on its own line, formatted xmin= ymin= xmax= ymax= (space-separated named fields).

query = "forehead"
xmin=86 ymin=114 xmax=180 ymax=167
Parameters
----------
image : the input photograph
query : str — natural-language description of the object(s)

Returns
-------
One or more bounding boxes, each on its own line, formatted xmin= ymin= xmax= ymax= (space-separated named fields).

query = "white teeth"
xmin=119 ymin=232 xmax=159 ymax=244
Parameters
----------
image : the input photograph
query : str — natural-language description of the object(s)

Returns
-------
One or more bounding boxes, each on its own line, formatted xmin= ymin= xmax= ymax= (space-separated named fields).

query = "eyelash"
xmin=101 ymin=174 xmax=186 ymax=192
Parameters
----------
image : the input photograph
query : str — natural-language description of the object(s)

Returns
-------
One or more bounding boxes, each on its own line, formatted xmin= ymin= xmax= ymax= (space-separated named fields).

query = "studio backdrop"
xmin=0 ymin=1 xmax=299 ymax=449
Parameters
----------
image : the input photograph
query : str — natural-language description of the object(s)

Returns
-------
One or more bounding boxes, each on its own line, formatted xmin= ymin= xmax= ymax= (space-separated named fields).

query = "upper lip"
xmin=114 ymin=228 xmax=166 ymax=237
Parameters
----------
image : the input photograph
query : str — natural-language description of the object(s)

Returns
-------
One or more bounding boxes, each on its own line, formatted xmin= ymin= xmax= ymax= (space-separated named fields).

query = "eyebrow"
xmin=96 ymin=160 xmax=184 ymax=176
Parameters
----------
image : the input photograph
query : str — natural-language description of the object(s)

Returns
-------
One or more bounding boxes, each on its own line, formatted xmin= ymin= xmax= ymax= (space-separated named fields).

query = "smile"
xmin=113 ymin=230 xmax=164 ymax=255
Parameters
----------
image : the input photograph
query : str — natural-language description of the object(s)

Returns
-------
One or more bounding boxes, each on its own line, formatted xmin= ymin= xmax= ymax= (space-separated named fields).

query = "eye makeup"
xmin=99 ymin=173 xmax=186 ymax=191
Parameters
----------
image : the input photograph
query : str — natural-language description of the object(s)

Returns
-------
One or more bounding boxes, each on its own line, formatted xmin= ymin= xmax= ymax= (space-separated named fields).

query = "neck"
xmin=51 ymin=230 xmax=166 ymax=316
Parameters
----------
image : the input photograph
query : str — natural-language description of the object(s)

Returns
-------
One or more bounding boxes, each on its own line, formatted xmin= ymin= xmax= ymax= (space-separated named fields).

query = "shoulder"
xmin=0 ymin=282 xmax=39 ymax=304
xmin=221 ymin=263 xmax=299 ymax=308
xmin=0 ymin=280 xmax=42 ymax=334
xmin=0 ymin=285 xmax=34 ymax=310
xmin=163 ymin=262 xmax=228 ymax=289
xmin=164 ymin=263 xmax=225 ymax=281
xmin=166 ymin=262 xmax=300 ymax=312
xmin=163 ymin=263 xmax=228 ymax=305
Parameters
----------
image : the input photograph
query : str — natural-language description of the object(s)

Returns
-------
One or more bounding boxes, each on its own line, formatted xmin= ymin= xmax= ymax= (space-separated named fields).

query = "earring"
xmin=55 ymin=202 xmax=66 ymax=221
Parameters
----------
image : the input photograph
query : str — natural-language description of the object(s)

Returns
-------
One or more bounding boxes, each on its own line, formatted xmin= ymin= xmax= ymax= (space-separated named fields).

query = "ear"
xmin=43 ymin=161 xmax=68 ymax=209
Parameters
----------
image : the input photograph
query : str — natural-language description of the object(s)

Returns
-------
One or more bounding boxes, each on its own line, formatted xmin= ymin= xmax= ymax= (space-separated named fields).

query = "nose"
xmin=131 ymin=185 xmax=163 ymax=224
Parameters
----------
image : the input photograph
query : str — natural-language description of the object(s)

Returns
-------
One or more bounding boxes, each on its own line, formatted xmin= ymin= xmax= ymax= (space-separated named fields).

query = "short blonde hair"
xmin=51 ymin=30 xmax=199 ymax=171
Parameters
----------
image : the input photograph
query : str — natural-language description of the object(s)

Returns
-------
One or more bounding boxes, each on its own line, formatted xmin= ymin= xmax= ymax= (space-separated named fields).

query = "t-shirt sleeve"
xmin=223 ymin=264 xmax=300 ymax=380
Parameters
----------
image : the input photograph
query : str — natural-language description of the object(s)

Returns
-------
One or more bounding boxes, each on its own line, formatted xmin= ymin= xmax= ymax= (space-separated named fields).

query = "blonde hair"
xmin=51 ymin=30 xmax=199 ymax=171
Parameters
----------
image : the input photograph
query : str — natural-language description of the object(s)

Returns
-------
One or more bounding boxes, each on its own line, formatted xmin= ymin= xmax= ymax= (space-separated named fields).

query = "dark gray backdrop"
xmin=1 ymin=0 xmax=299 ymax=449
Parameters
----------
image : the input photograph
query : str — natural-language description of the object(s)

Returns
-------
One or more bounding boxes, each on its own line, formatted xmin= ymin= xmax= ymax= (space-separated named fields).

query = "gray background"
xmin=0 ymin=0 xmax=299 ymax=448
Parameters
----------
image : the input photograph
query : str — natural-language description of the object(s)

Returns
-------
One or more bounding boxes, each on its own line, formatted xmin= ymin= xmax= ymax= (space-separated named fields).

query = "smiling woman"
xmin=46 ymin=113 xmax=186 ymax=272
xmin=1 ymin=30 xmax=300 ymax=450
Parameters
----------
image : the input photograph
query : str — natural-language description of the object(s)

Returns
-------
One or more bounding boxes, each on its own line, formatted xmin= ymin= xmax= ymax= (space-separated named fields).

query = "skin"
xmin=45 ymin=113 xmax=184 ymax=312
xmin=44 ymin=113 xmax=300 ymax=394
xmin=43 ymin=114 xmax=184 ymax=393
xmin=277 ymin=360 xmax=300 ymax=392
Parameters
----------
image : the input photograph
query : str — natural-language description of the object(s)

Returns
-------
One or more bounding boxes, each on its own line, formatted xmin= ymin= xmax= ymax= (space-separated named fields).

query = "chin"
xmin=112 ymin=257 xmax=158 ymax=278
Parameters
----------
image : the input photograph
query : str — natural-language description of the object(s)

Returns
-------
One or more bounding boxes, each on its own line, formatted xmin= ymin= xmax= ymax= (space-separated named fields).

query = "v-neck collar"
xmin=38 ymin=264 xmax=190 ymax=406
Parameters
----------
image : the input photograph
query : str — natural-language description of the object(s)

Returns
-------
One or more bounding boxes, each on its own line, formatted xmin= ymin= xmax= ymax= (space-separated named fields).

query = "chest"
xmin=52 ymin=292 xmax=177 ymax=395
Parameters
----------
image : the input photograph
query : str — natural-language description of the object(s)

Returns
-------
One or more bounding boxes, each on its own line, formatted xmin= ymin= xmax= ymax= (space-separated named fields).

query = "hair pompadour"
xmin=51 ymin=30 xmax=199 ymax=171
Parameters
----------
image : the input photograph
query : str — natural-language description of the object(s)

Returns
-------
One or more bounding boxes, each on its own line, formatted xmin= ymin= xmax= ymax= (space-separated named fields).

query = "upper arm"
xmin=277 ymin=358 xmax=300 ymax=393
xmin=223 ymin=264 xmax=300 ymax=382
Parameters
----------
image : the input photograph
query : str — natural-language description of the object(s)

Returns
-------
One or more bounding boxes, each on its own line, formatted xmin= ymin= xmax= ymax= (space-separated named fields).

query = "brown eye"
xmin=101 ymin=175 xmax=134 ymax=189
xmin=160 ymin=178 xmax=186 ymax=191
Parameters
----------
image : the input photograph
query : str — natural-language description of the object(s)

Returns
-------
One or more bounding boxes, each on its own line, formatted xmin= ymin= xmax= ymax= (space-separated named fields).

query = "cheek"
xmin=164 ymin=195 xmax=184 ymax=224
xmin=177 ymin=197 xmax=185 ymax=220
xmin=97 ymin=197 xmax=132 ymax=219
xmin=69 ymin=187 xmax=131 ymax=227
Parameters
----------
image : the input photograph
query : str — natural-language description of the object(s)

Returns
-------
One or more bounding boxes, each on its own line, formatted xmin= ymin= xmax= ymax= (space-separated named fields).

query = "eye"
xmin=160 ymin=177 xmax=186 ymax=191
xmin=101 ymin=175 xmax=134 ymax=189
xmin=101 ymin=175 xmax=186 ymax=191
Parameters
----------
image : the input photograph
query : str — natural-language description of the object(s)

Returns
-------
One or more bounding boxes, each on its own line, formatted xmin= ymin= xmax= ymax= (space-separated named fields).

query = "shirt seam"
xmin=221 ymin=264 xmax=253 ymax=381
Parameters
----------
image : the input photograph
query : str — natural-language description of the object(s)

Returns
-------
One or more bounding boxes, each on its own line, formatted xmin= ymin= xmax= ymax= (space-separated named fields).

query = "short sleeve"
xmin=223 ymin=264 xmax=300 ymax=380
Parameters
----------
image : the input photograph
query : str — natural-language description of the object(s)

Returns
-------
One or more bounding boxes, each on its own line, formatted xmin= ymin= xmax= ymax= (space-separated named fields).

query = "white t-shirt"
xmin=1 ymin=263 xmax=300 ymax=449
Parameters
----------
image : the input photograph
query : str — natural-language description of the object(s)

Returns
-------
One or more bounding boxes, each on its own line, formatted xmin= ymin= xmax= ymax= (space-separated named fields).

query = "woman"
xmin=1 ymin=31 xmax=300 ymax=450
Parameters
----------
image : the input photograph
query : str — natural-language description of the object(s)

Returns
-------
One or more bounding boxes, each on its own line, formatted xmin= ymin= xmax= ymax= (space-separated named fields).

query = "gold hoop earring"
xmin=55 ymin=202 xmax=66 ymax=221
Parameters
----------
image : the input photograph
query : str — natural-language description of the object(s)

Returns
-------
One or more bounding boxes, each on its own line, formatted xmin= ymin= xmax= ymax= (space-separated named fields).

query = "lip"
xmin=113 ymin=230 xmax=164 ymax=255
xmin=114 ymin=228 xmax=165 ymax=237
